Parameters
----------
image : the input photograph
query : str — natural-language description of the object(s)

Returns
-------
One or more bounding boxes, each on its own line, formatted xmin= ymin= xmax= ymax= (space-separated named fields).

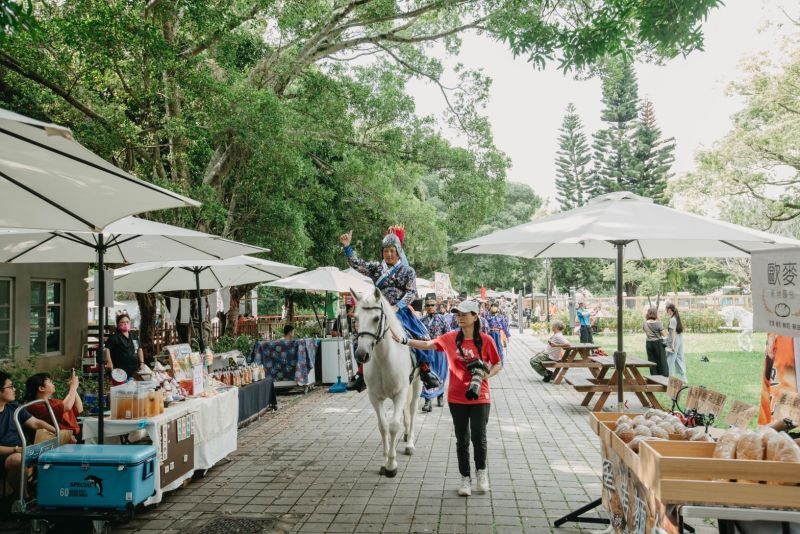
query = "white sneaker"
xmin=457 ymin=475 xmax=472 ymax=496
xmin=476 ymin=469 xmax=490 ymax=492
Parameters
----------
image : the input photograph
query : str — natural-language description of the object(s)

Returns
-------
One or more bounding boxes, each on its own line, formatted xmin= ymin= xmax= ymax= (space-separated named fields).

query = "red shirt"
xmin=27 ymin=399 xmax=80 ymax=434
xmin=433 ymin=331 xmax=501 ymax=405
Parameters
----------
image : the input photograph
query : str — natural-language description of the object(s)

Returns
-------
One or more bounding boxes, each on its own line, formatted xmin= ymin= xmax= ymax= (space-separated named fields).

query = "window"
xmin=30 ymin=280 xmax=62 ymax=355
xmin=0 ymin=279 xmax=10 ymax=357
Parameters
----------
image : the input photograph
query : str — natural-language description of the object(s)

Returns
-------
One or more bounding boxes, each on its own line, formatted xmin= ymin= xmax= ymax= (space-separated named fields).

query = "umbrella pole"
xmin=612 ymin=241 xmax=628 ymax=411
xmin=195 ymin=269 xmax=205 ymax=352
xmin=96 ymin=235 xmax=106 ymax=444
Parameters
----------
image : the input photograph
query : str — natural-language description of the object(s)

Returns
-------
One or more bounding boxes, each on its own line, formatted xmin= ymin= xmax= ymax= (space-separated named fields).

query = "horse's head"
xmin=351 ymin=287 xmax=388 ymax=365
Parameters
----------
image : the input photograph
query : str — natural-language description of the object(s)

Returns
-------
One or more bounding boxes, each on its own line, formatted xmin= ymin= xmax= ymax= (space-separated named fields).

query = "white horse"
xmin=352 ymin=287 xmax=423 ymax=478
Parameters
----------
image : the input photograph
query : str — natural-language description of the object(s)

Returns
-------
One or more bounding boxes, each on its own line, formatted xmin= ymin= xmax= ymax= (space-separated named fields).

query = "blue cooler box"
xmin=37 ymin=444 xmax=157 ymax=510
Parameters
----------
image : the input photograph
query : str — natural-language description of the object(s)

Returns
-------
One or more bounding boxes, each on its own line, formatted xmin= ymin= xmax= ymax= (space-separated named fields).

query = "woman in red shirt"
xmin=399 ymin=300 xmax=502 ymax=497
xmin=25 ymin=372 xmax=82 ymax=440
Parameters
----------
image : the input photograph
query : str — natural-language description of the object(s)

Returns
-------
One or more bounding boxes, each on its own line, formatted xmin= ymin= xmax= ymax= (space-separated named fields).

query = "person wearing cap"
xmin=485 ymin=302 xmax=510 ymax=362
xmin=576 ymin=301 xmax=593 ymax=343
xmin=395 ymin=300 xmax=501 ymax=497
xmin=420 ymin=296 xmax=451 ymax=412
xmin=339 ymin=227 xmax=441 ymax=392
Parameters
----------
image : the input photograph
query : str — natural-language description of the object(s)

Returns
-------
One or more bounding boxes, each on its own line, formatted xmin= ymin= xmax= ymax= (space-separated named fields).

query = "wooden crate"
xmin=588 ymin=411 xmax=625 ymax=435
xmin=639 ymin=440 xmax=800 ymax=510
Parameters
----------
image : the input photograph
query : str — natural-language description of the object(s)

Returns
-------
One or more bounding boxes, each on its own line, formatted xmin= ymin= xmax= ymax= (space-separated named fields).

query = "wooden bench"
xmin=565 ymin=376 xmax=604 ymax=392
xmin=646 ymin=374 xmax=669 ymax=387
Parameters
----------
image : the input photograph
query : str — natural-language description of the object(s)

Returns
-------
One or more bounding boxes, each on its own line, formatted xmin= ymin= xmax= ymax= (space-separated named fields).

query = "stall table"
xmin=565 ymin=355 xmax=666 ymax=411
xmin=82 ymin=387 xmax=238 ymax=505
xmin=238 ymin=378 xmax=277 ymax=427
xmin=542 ymin=343 xmax=601 ymax=385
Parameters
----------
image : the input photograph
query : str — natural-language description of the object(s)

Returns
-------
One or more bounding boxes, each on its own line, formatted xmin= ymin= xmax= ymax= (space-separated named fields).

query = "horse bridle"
xmin=356 ymin=305 xmax=389 ymax=344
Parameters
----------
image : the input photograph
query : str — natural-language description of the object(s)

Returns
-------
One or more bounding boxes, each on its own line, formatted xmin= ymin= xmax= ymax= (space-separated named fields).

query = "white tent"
xmin=0 ymin=108 xmax=199 ymax=231
xmin=455 ymin=191 xmax=800 ymax=408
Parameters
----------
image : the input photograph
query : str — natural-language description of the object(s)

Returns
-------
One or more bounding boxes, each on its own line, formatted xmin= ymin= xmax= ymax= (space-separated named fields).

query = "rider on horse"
xmin=340 ymin=226 xmax=441 ymax=393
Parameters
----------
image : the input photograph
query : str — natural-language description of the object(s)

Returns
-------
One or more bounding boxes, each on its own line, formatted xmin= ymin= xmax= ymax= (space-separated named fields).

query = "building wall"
xmin=0 ymin=263 xmax=88 ymax=371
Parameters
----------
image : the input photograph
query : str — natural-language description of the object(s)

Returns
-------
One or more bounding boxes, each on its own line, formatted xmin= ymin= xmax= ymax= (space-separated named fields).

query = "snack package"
xmin=713 ymin=430 xmax=741 ymax=460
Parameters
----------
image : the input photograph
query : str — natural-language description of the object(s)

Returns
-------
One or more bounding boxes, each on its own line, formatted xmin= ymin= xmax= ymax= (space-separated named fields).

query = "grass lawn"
xmin=558 ymin=331 xmax=767 ymax=427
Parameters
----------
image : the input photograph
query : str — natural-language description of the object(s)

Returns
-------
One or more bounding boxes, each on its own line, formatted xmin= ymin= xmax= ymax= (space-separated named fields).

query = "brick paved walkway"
xmin=120 ymin=333 xmax=608 ymax=533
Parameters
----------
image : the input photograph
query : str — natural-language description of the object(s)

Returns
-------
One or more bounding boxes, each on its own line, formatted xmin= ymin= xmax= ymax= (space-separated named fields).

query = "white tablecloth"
xmin=82 ymin=387 xmax=238 ymax=504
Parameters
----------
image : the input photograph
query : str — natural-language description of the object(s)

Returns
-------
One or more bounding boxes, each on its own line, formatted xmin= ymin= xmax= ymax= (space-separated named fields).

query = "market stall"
xmin=570 ymin=379 xmax=800 ymax=534
xmin=249 ymin=338 xmax=317 ymax=387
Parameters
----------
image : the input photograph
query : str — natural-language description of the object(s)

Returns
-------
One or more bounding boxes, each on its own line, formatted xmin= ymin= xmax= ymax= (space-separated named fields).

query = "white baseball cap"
xmin=452 ymin=300 xmax=479 ymax=315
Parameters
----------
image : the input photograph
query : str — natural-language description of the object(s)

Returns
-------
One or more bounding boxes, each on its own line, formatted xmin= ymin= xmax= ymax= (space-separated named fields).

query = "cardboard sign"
xmin=699 ymin=390 xmax=728 ymax=418
xmin=776 ymin=391 xmax=800 ymax=423
xmin=192 ymin=365 xmax=204 ymax=397
xmin=667 ymin=376 xmax=684 ymax=399
xmin=752 ymin=249 xmax=800 ymax=336
xmin=725 ymin=400 xmax=757 ymax=429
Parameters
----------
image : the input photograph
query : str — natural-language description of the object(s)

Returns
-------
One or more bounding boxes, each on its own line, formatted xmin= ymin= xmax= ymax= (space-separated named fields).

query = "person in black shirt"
xmin=103 ymin=312 xmax=144 ymax=379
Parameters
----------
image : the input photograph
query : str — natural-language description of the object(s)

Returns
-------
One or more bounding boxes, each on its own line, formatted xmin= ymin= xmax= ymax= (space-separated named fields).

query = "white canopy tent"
xmin=267 ymin=266 xmax=375 ymax=294
xmin=0 ymin=108 xmax=199 ymax=232
xmin=455 ymin=191 xmax=800 ymax=408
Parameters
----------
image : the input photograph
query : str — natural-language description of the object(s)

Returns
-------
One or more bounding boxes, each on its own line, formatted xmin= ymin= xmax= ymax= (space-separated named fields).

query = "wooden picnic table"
xmin=565 ymin=355 xmax=667 ymax=412
xmin=542 ymin=343 xmax=601 ymax=385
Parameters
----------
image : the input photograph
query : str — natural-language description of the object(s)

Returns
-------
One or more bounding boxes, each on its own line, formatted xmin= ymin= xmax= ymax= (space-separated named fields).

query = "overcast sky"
xmin=408 ymin=0 xmax=796 ymax=204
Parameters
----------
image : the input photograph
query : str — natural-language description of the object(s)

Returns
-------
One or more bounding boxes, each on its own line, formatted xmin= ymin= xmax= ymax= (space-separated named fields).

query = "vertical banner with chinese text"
xmin=752 ymin=249 xmax=800 ymax=336
xmin=758 ymin=334 xmax=800 ymax=424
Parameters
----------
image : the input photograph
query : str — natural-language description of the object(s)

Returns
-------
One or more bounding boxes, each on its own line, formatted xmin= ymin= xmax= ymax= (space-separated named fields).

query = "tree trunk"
xmin=624 ymin=281 xmax=638 ymax=309
xmin=224 ymin=284 xmax=256 ymax=336
xmin=135 ymin=293 xmax=157 ymax=362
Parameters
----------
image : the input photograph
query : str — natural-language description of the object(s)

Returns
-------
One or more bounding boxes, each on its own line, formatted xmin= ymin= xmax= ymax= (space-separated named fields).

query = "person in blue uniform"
xmin=485 ymin=302 xmax=510 ymax=362
xmin=420 ymin=296 xmax=450 ymax=412
xmin=340 ymin=226 xmax=441 ymax=392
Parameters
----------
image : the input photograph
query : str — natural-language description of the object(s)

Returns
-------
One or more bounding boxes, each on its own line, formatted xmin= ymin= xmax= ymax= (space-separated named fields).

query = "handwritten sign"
xmin=725 ymin=400 xmax=757 ymax=429
xmin=667 ymin=376 xmax=684 ymax=399
xmin=752 ymin=249 xmax=800 ymax=336
xmin=699 ymin=390 xmax=727 ymax=418
xmin=685 ymin=386 xmax=704 ymax=411
xmin=776 ymin=391 xmax=800 ymax=423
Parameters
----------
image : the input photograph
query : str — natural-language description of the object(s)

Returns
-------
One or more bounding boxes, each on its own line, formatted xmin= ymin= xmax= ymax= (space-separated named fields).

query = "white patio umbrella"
xmin=0 ymin=108 xmax=200 ymax=231
xmin=87 ymin=256 xmax=303 ymax=350
xmin=267 ymin=266 xmax=375 ymax=294
xmin=267 ymin=267 xmax=375 ymax=335
xmin=0 ymin=217 xmax=265 ymax=440
xmin=454 ymin=191 xmax=800 ymax=408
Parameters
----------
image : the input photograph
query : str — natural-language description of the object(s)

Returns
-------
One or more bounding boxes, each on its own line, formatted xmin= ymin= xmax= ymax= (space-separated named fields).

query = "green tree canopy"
xmin=555 ymin=103 xmax=591 ymax=210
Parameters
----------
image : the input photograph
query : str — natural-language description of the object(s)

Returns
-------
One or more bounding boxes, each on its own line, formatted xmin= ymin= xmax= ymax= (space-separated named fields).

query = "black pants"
xmin=645 ymin=340 xmax=669 ymax=376
xmin=579 ymin=324 xmax=593 ymax=343
xmin=448 ymin=402 xmax=491 ymax=478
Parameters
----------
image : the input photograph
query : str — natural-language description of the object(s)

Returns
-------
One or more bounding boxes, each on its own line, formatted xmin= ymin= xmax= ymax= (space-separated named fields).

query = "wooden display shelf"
xmin=639 ymin=440 xmax=800 ymax=510
xmin=588 ymin=411 xmax=624 ymax=435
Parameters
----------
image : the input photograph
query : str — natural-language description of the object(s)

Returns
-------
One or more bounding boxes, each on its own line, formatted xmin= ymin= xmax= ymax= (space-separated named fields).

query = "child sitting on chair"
xmin=529 ymin=320 xmax=570 ymax=382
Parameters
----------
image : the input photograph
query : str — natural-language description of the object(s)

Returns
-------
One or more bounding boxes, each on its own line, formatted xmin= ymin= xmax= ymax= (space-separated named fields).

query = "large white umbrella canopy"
xmin=454 ymin=191 xmax=800 ymax=409
xmin=454 ymin=191 xmax=800 ymax=259
xmin=92 ymin=256 xmax=303 ymax=293
xmin=0 ymin=216 xmax=265 ymax=263
xmin=266 ymin=266 xmax=375 ymax=294
xmin=0 ymin=108 xmax=200 ymax=231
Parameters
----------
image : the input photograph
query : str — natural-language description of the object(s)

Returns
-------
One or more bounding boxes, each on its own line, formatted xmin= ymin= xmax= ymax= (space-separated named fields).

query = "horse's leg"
xmin=369 ymin=394 xmax=390 ymax=475
xmin=404 ymin=377 xmax=423 ymax=456
xmin=402 ymin=368 xmax=415 ymax=442
xmin=385 ymin=389 xmax=406 ymax=478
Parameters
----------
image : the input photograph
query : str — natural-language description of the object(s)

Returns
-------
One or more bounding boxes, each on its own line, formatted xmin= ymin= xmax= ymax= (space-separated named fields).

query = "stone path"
xmin=1 ymin=333 xmax=719 ymax=533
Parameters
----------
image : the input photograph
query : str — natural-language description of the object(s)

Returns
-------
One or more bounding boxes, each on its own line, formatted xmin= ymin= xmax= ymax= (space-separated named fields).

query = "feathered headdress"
xmin=381 ymin=225 xmax=408 ymax=266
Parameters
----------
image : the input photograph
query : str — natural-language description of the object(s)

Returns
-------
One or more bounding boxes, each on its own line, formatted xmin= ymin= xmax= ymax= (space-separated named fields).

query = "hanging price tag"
xmin=776 ymin=391 xmax=800 ymax=423
xmin=667 ymin=376 xmax=684 ymax=399
xmin=725 ymin=400 xmax=757 ymax=429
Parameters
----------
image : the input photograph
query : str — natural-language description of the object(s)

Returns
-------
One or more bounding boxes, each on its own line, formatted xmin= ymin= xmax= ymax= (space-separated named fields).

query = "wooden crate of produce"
xmin=589 ymin=411 xmax=625 ymax=435
xmin=639 ymin=440 xmax=800 ymax=510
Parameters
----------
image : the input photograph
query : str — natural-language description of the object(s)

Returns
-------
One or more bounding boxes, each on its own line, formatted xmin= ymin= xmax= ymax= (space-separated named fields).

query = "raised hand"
xmin=339 ymin=230 xmax=353 ymax=247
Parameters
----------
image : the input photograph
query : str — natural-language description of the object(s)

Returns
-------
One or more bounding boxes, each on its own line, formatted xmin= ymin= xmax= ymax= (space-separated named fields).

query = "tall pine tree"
xmin=629 ymin=99 xmax=675 ymax=204
xmin=590 ymin=59 xmax=639 ymax=198
xmin=555 ymin=103 xmax=592 ymax=210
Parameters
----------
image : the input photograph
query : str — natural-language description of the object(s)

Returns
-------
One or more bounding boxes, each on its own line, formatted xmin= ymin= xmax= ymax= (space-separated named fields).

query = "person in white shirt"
xmin=529 ymin=320 xmax=570 ymax=382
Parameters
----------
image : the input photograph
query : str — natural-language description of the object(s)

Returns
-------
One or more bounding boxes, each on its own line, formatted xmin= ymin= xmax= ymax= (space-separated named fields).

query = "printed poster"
xmin=759 ymin=334 xmax=800 ymax=424
xmin=752 ymin=249 xmax=800 ymax=337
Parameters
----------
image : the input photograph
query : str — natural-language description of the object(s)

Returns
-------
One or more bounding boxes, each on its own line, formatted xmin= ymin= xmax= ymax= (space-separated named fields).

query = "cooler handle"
xmin=143 ymin=458 xmax=155 ymax=480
